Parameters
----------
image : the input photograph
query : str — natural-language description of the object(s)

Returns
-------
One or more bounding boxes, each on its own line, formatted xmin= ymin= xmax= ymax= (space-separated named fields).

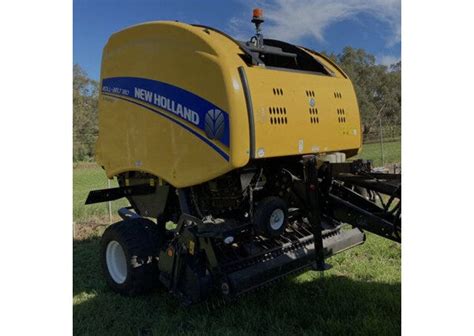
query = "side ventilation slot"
xmin=334 ymin=91 xmax=342 ymax=99
xmin=337 ymin=108 xmax=347 ymax=123
xmin=309 ymin=107 xmax=319 ymax=124
xmin=273 ymin=88 xmax=284 ymax=96
xmin=269 ymin=107 xmax=288 ymax=125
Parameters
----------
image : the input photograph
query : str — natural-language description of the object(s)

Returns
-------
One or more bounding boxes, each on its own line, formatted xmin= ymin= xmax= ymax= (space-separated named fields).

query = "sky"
xmin=74 ymin=0 xmax=401 ymax=80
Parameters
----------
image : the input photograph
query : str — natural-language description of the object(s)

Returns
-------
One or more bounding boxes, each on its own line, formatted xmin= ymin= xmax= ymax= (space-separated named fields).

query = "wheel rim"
xmin=269 ymin=208 xmax=285 ymax=231
xmin=106 ymin=240 xmax=127 ymax=284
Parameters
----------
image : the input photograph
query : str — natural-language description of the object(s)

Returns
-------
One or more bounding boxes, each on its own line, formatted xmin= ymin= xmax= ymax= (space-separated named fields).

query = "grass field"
xmin=73 ymin=140 xmax=401 ymax=336
xmin=73 ymin=163 xmax=128 ymax=224
xmin=355 ymin=138 xmax=401 ymax=167
xmin=74 ymin=232 xmax=400 ymax=336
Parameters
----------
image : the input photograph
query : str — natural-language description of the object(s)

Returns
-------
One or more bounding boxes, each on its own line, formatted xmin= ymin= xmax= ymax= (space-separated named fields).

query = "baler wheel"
xmin=100 ymin=218 xmax=162 ymax=295
xmin=254 ymin=196 xmax=288 ymax=238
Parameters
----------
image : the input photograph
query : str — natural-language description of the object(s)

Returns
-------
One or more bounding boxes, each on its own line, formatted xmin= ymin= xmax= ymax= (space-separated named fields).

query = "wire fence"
xmin=363 ymin=124 xmax=401 ymax=144
xmin=73 ymin=162 xmax=129 ymax=238
xmin=359 ymin=124 xmax=401 ymax=170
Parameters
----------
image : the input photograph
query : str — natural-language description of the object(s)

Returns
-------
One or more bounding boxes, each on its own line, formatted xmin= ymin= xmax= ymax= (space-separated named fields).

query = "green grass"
xmin=74 ymin=231 xmax=400 ymax=336
xmin=354 ymin=139 xmax=401 ymax=167
xmin=73 ymin=164 xmax=129 ymax=223
xmin=73 ymin=142 xmax=401 ymax=335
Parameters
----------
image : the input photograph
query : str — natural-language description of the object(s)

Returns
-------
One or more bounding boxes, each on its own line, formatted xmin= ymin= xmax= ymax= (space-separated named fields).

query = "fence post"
xmin=379 ymin=116 xmax=385 ymax=167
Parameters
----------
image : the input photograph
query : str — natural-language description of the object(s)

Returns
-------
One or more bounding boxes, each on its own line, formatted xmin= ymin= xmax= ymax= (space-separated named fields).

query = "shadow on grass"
xmin=74 ymin=237 xmax=400 ymax=336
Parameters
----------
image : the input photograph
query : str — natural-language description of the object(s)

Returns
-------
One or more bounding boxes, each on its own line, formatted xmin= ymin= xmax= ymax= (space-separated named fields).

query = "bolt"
xmin=221 ymin=282 xmax=230 ymax=295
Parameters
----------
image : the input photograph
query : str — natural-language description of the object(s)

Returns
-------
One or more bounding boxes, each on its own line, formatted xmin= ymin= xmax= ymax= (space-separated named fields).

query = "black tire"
xmin=254 ymin=196 xmax=288 ymax=238
xmin=100 ymin=218 xmax=162 ymax=295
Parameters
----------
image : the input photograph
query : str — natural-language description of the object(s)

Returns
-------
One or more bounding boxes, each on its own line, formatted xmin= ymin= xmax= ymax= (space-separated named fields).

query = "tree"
xmin=323 ymin=47 xmax=401 ymax=136
xmin=73 ymin=64 xmax=99 ymax=161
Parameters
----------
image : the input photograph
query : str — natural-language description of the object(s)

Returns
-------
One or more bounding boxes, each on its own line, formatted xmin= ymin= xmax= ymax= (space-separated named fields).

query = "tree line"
xmin=73 ymin=47 xmax=401 ymax=161
xmin=323 ymin=47 xmax=401 ymax=136
xmin=73 ymin=64 xmax=99 ymax=161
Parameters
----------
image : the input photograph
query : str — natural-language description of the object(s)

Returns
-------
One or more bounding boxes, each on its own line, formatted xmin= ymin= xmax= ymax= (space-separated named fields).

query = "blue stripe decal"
xmin=103 ymin=93 xmax=230 ymax=161
xmin=101 ymin=77 xmax=230 ymax=147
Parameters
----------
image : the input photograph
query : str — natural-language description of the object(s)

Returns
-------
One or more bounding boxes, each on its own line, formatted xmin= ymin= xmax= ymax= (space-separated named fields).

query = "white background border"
xmin=1 ymin=0 xmax=474 ymax=334
xmin=0 ymin=0 xmax=72 ymax=334
xmin=403 ymin=0 xmax=474 ymax=334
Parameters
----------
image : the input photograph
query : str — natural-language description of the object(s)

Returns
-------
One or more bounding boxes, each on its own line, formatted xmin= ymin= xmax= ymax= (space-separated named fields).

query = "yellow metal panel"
xmin=95 ymin=21 xmax=362 ymax=188
xmin=245 ymin=66 xmax=361 ymax=159
xmin=96 ymin=22 xmax=250 ymax=187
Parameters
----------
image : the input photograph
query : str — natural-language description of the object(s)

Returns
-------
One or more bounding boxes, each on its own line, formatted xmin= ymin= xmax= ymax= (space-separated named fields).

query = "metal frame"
xmin=91 ymin=157 xmax=401 ymax=305
xmin=152 ymin=157 xmax=400 ymax=304
xmin=85 ymin=184 xmax=155 ymax=204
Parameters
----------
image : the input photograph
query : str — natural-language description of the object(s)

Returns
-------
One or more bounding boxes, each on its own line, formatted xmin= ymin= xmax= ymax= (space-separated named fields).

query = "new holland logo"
xmin=205 ymin=109 xmax=225 ymax=140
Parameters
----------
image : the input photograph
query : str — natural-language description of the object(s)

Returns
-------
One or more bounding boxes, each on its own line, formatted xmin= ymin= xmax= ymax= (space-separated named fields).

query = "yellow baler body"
xmin=96 ymin=21 xmax=361 ymax=187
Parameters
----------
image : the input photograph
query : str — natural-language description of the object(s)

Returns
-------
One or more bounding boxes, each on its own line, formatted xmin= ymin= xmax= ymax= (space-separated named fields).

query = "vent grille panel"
xmin=269 ymin=106 xmax=288 ymax=125
xmin=273 ymin=88 xmax=284 ymax=96
xmin=308 ymin=107 xmax=319 ymax=124
xmin=336 ymin=108 xmax=347 ymax=123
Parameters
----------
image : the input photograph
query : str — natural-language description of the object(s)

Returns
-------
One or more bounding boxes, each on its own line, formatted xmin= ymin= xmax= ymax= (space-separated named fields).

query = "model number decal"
xmin=102 ymin=85 xmax=129 ymax=96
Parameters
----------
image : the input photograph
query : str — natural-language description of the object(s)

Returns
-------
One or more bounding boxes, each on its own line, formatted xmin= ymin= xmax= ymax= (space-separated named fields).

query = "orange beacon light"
xmin=253 ymin=8 xmax=263 ymax=19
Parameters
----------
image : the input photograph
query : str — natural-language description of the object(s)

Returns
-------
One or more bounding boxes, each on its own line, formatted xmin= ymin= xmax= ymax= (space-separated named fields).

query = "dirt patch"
xmin=74 ymin=218 xmax=109 ymax=240
xmin=385 ymin=163 xmax=401 ymax=174
xmin=372 ymin=162 xmax=401 ymax=174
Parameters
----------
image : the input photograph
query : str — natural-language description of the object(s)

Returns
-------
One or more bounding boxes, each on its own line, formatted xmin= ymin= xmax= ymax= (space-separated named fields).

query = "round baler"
xmin=86 ymin=11 xmax=401 ymax=305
